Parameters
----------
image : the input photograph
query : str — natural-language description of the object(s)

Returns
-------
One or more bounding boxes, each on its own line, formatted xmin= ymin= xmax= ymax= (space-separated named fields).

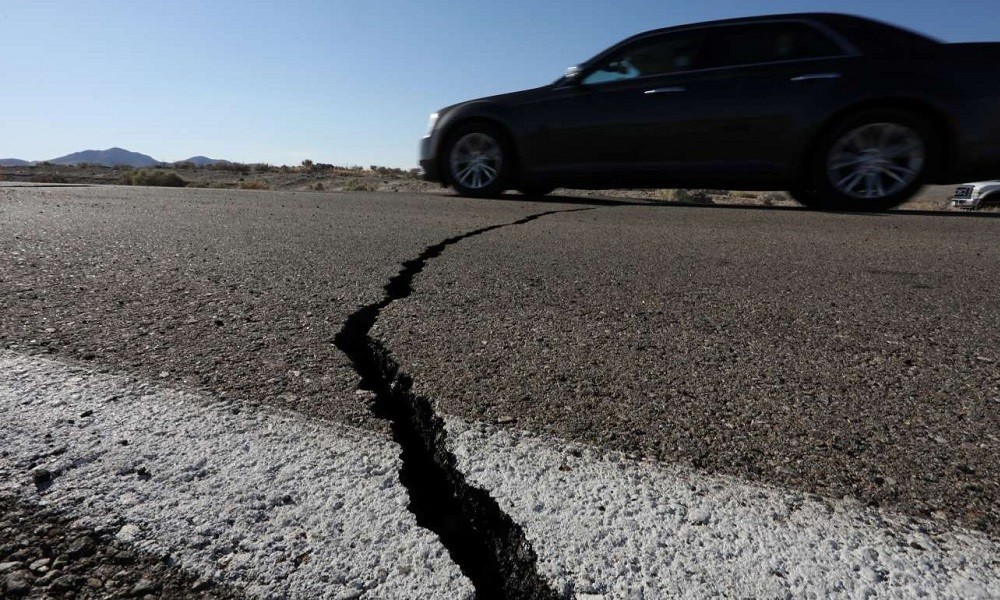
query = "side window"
xmin=704 ymin=23 xmax=844 ymax=69
xmin=582 ymin=32 xmax=705 ymax=85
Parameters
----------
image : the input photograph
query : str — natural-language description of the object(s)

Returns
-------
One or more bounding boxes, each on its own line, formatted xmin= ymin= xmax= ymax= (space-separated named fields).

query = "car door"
xmin=523 ymin=29 xmax=709 ymax=183
xmin=668 ymin=21 xmax=859 ymax=181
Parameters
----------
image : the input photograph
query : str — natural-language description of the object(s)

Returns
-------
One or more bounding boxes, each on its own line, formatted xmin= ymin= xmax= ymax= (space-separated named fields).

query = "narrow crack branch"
xmin=335 ymin=209 xmax=589 ymax=599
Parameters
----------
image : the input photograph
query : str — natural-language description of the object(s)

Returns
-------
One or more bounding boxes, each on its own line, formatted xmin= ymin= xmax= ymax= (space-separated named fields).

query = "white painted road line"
xmin=447 ymin=419 xmax=1000 ymax=599
xmin=0 ymin=352 xmax=474 ymax=599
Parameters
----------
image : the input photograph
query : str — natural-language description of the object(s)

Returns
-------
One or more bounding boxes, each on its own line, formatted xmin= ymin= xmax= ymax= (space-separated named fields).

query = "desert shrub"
xmin=174 ymin=161 xmax=196 ymax=170
xmin=369 ymin=165 xmax=409 ymax=176
xmin=31 ymin=173 xmax=68 ymax=184
xmin=656 ymin=189 xmax=713 ymax=204
xmin=212 ymin=161 xmax=250 ymax=174
xmin=238 ymin=180 xmax=269 ymax=190
xmin=343 ymin=180 xmax=377 ymax=192
xmin=310 ymin=182 xmax=325 ymax=191
xmin=122 ymin=170 xmax=187 ymax=187
xmin=758 ymin=191 xmax=787 ymax=206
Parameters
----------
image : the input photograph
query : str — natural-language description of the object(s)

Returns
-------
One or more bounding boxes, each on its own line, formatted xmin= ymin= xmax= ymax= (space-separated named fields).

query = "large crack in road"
xmin=334 ymin=209 xmax=590 ymax=599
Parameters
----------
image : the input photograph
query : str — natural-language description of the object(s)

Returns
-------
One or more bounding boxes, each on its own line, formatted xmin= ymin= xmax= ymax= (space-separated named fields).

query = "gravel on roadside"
xmin=0 ymin=497 xmax=240 ymax=599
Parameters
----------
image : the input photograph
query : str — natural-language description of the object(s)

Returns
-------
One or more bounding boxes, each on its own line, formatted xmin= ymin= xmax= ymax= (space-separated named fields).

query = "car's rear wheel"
xmin=805 ymin=109 xmax=935 ymax=211
xmin=445 ymin=123 xmax=511 ymax=198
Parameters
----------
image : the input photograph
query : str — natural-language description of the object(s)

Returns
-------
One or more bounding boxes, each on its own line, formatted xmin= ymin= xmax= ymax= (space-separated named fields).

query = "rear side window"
xmin=704 ymin=23 xmax=844 ymax=69
xmin=822 ymin=15 xmax=939 ymax=58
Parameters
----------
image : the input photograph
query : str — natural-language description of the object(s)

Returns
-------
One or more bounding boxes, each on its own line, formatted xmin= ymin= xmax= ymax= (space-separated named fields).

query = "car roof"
xmin=623 ymin=13 xmax=938 ymax=45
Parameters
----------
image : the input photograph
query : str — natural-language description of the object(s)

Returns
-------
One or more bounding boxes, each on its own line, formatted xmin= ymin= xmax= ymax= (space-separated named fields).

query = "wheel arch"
xmin=981 ymin=189 xmax=1000 ymax=204
xmin=798 ymin=98 xmax=955 ymax=185
xmin=436 ymin=111 xmax=522 ymax=186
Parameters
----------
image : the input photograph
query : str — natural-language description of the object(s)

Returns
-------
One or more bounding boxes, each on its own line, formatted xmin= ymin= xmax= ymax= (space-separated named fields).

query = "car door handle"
xmin=790 ymin=72 xmax=841 ymax=82
xmin=644 ymin=86 xmax=686 ymax=95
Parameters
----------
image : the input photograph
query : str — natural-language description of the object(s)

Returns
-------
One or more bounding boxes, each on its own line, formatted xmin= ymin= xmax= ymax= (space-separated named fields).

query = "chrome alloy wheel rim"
xmin=826 ymin=123 xmax=925 ymax=200
xmin=449 ymin=133 xmax=502 ymax=190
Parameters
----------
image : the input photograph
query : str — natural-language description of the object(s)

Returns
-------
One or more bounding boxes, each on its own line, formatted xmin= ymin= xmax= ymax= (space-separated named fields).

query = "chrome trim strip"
xmin=790 ymin=72 xmax=842 ymax=81
xmin=644 ymin=86 xmax=687 ymax=94
xmin=563 ymin=55 xmax=856 ymax=90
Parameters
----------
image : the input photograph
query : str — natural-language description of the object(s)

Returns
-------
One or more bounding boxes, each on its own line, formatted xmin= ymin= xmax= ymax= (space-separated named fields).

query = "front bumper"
xmin=419 ymin=134 xmax=442 ymax=183
xmin=952 ymin=185 xmax=980 ymax=209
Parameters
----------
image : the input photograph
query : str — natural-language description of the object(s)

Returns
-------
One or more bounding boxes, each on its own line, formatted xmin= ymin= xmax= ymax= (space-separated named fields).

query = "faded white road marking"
xmin=447 ymin=419 xmax=1000 ymax=599
xmin=0 ymin=352 xmax=473 ymax=599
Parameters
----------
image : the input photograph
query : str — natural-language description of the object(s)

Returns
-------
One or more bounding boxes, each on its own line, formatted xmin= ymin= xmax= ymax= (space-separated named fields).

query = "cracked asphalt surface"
xmin=2 ymin=184 xmax=999 ymax=566
xmin=0 ymin=185 xmax=579 ymax=436
xmin=375 ymin=203 xmax=1000 ymax=538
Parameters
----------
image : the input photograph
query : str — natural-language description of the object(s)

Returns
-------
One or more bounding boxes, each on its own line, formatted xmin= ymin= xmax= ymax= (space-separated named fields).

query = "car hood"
xmin=439 ymin=85 xmax=556 ymax=114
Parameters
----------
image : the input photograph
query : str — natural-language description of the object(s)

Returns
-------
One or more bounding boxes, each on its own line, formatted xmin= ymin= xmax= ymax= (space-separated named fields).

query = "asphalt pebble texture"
xmin=376 ymin=203 xmax=1000 ymax=538
xmin=446 ymin=417 xmax=1000 ymax=598
xmin=0 ymin=351 xmax=475 ymax=597
xmin=3 ymin=184 xmax=1000 ymax=591
xmin=0 ymin=185 xmax=580 ymax=434
xmin=0 ymin=497 xmax=240 ymax=599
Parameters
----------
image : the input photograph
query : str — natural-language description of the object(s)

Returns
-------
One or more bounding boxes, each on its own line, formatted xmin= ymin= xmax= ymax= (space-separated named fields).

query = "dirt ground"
xmin=0 ymin=163 xmax=971 ymax=211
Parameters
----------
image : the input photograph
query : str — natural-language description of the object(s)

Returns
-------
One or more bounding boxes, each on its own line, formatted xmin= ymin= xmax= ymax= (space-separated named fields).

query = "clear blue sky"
xmin=3 ymin=0 xmax=998 ymax=167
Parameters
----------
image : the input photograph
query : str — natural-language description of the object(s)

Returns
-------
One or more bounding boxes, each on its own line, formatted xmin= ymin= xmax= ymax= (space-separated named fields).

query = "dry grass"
xmin=341 ymin=180 xmax=378 ymax=192
xmin=30 ymin=173 xmax=69 ymax=184
xmin=237 ymin=180 xmax=270 ymax=190
xmin=654 ymin=189 xmax=715 ymax=204
xmin=122 ymin=170 xmax=187 ymax=187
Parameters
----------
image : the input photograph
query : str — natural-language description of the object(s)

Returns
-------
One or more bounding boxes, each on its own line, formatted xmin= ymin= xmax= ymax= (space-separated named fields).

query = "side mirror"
xmin=563 ymin=65 xmax=583 ymax=84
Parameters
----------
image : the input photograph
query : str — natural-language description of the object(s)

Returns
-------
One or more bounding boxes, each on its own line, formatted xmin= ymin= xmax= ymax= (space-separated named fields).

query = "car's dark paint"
xmin=420 ymin=13 xmax=1000 ymax=191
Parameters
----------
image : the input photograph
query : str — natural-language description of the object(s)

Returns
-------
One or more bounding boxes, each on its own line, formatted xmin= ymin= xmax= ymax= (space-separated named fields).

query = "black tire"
xmin=806 ymin=108 xmax=938 ymax=212
xmin=518 ymin=186 xmax=555 ymax=198
xmin=443 ymin=122 xmax=512 ymax=198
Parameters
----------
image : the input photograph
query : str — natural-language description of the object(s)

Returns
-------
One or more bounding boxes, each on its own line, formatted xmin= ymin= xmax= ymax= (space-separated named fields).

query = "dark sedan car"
xmin=420 ymin=13 xmax=1000 ymax=211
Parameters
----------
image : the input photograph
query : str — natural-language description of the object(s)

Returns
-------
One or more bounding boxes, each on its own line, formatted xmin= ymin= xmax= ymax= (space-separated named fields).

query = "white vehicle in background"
xmin=952 ymin=181 xmax=1000 ymax=208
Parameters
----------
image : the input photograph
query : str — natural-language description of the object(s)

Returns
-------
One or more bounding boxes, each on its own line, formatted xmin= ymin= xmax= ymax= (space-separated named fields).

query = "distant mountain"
xmin=49 ymin=147 xmax=162 ymax=167
xmin=1 ymin=149 xmax=236 ymax=168
xmin=173 ymin=156 xmax=229 ymax=167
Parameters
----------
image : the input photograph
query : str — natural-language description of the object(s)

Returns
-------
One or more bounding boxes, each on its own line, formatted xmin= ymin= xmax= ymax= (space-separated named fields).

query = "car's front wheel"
xmin=445 ymin=123 xmax=511 ymax=198
xmin=805 ymin=109 xmax=935 ymax=211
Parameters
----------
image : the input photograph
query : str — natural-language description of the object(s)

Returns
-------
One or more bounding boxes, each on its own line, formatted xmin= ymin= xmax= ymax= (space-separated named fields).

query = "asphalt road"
xmin=2 ymin=184 xmax=999 ymax=597
xmin=378 ymin=200 xmax=1000 ymax=537
xmin=0 ymin=185 xmax=577 ymax=434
